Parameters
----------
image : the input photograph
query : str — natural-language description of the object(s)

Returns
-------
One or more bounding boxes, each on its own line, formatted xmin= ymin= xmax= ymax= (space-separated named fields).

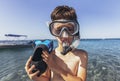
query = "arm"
xmin=25 ymin=56 xmax=51 ymax=81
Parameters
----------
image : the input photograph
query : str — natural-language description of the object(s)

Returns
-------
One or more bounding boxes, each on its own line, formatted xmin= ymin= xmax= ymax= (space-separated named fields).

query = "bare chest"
xmin=56 ymin=53 xmax=80 ymax=75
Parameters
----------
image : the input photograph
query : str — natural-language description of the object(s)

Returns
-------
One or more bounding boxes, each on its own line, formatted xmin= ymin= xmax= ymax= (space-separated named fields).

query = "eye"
xmin=56 ymin=27 xmax=62 ymax=31
xmin=68 ymin=27 xmax=74 ymax=32
xmin=53 ymin=27 xmax=62 ymax=35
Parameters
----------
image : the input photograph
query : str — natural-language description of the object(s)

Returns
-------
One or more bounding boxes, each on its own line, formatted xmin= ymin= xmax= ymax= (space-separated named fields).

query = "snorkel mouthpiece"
xmin=61 ymin=31 xmax=80 ymax=55
xmin=61 ymin=39 xmax=80 ymax=55
xmin=61 ymin=42 xmax=71 ymax=55
xmin=61 ymin=46 xmax=72 ymax=55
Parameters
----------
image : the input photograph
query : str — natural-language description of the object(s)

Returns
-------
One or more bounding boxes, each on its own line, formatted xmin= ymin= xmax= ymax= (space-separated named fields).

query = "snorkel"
xmin=61 ymin=31 xmax=80 ymax=55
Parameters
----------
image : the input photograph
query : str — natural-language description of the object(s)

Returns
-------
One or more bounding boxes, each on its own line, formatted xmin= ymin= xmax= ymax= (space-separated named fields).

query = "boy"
xmin=25 ymin=5 xmax=88 ymax=81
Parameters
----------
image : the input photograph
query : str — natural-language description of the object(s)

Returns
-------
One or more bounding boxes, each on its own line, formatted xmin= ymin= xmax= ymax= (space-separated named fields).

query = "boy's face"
xmin=54 ymin=23 xmax=74 ymax=45
xmin=49 ymin=19 xmax=79 ymax=46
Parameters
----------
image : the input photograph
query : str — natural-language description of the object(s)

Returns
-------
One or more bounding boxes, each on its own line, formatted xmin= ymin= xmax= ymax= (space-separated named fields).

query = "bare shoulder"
xmin=73 ymin=49 xmax=88 ymax=69
xmin=72 ymin=49 xmax=88 ymax=59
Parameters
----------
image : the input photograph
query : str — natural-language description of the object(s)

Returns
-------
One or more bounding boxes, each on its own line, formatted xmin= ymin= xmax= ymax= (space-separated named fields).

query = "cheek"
xmin=56 ymin=36 xmax=74 ymax=44
xmin=69 ymin=37 xmax=74 ymax=43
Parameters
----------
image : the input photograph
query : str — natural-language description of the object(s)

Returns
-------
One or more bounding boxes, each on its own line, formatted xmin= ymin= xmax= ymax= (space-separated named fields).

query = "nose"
xmin=61 ymin=30 xmax=69 ymax=37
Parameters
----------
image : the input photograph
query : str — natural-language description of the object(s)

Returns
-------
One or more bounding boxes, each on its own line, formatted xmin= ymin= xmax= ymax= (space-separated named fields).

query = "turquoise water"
xmin=0 ymin=39 xmax=120 ymax=81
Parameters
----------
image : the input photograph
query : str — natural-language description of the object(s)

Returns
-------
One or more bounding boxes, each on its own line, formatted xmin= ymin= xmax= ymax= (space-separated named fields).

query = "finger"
xmin=43 ymin=56 xmax=48 ymax=61
xmin=41 ymin=53 xmax=48 ymax=63
xmin=42 ymin=51 xmax=49 ymax=57
xmin=28 ymin=65 xmax=36 ymax=74
xmin=41 ymin=54 xmax=45 ymax=58
xmin=29 ymin=70 xmax=40 ymax=79
xmin=43 ymin=59 xmax=48 ymax=64
xmin=31 ymin=70 xmax=40 ymax=77
xmin=42 ymin=54 xmax=48 ymax=61
xmin=42 ymin=51 xmax=48 ymax=56
xmin=42 ymin=53 xmax=49 ymax=58
xmin=25 ymin=56 xmax=32 ymax=70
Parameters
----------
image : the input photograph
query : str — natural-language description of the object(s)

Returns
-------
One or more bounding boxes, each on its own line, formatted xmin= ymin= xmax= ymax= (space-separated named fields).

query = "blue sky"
xmin=0 ymin=0 xmax=120 ymax=40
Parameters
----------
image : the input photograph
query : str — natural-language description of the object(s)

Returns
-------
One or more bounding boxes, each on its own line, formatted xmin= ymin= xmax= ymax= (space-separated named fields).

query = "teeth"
xmin=63 ymin=42 xmax=69 ymax=47
xmin=63 ymin=42 xmax=66 ymax=47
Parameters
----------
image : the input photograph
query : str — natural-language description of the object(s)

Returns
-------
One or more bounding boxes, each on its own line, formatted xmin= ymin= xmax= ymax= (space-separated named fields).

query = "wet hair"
xmin=51 ymin=5 xmax=78 ymax=21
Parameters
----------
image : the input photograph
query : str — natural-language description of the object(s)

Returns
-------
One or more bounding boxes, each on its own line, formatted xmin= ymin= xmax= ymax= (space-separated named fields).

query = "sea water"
xmin=0 ymin=39 xmax=120 ymax=81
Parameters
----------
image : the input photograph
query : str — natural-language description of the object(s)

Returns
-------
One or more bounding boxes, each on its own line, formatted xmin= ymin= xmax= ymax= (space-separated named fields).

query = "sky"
xmin=0 ymin=0 xmax=120 ymax=40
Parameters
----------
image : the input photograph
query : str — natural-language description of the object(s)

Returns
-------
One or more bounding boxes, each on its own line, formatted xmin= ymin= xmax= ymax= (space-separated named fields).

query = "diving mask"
xmin=49 ymin=19 xmax=79 ymax=37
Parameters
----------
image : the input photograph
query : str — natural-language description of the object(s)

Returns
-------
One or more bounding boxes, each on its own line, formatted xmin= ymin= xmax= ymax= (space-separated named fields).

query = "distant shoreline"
xmin=80 ymin=38 xmax=120 ymax=41
xmin=0 ymin=38 xmax=120 ymax=41
xmin=0 ymin=38 xmax=120 ymax=48
xmin=0 ymin=44 xmax=32 ymax=48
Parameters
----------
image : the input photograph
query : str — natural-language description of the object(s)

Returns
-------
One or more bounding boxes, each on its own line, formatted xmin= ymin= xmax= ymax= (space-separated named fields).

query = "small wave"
xmin=0 ymin=70 xmax=32 ymax=81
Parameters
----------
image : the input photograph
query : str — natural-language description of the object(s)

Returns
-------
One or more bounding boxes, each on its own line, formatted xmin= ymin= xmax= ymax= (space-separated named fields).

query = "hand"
xmin=42 ymin=51 xmax=56 ymax=70
xmin=42 ymin=51 xmax=66 ymax=74
xmin=25 ymin=56 xmax=40 ymax=80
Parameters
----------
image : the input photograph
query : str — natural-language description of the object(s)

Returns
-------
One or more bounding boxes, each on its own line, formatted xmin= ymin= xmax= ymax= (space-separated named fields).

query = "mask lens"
xmin=49 ymin=20 xmax=79 ymax=36
xmin=50 ymin=22 xmax=62 ymax=36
